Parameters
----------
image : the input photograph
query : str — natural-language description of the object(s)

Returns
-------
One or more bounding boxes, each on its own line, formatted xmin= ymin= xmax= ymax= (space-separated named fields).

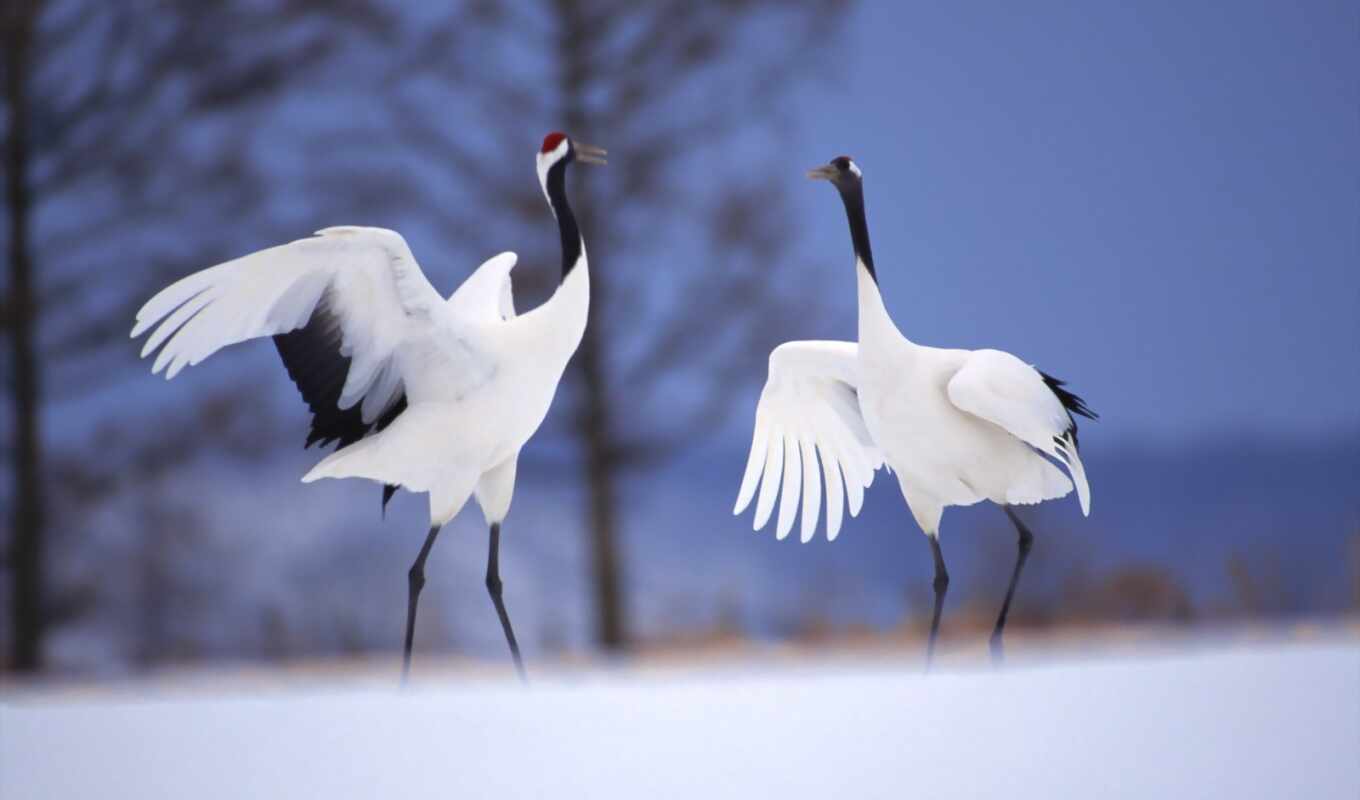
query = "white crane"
xmin=734 ymin=156 xmax=1096 ymax=666
xmin=131 ymin=132 xmax=605 ymax=682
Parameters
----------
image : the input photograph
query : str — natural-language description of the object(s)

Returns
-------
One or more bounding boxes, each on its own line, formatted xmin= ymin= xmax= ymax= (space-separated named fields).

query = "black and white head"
xmin=806 ymin=155 xmax=863 ymax=194
xmin=536 ymin=132 xmax=606 ymax=199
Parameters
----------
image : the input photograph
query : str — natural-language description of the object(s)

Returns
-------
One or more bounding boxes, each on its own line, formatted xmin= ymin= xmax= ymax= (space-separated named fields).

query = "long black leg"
xmin=990 ymin=506 xmax=1035 ymax=664
xmin=925 ymin=533 xmax=949 ymax=671
xmin=485 ymin=523 xmax=527 ymax=684
xmin=402 ymin=524 xmax=443 ymax=685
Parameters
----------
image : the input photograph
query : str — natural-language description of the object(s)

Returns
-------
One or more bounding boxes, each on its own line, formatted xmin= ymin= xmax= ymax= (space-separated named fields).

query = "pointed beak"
xmin=806 ymin=164 xmax=838 ymax=181
xmin=575 ymin=142 xmax=607 ymax=166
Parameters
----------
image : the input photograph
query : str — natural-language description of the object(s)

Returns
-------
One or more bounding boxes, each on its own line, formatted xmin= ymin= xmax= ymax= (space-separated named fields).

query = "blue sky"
xmin=785 ymin=1 xmax=1358 ymax=445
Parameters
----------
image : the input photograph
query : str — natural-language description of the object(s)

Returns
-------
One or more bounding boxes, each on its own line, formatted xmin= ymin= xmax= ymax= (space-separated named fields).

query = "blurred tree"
xmin=322 ymin=0 xmax=848 ymax=651
xmin=1349 ymin=529 xmax=1360 ymax=613
xmin=0 ymin=0 xmax=391 ymax=672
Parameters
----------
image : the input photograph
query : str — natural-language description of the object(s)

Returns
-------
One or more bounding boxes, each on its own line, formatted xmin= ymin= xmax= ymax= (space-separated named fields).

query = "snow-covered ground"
xmin=3 ymin=639 xmax=1357 ymax=799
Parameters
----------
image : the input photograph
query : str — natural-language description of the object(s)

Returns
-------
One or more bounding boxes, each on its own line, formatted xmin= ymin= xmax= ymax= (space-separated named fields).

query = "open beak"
xmin=806 ymin=164 xmax=838 ymax=181
xmin=575 ymin=142 xmax=607 ymax=166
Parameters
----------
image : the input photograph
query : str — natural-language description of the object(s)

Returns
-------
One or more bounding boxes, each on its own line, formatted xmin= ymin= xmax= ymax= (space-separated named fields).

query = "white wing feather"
xmin=131 ymin=228 xmax=446 ymax=429
xmin=446 ymin=251 xmax=518 ymax=323
xmin=131 ymin=227 xmax=443 ymax=415
xmin=946 ymin=348 xmax=1091 ymax=515
xmin=734 ymin=341 xmax=882 ymax=542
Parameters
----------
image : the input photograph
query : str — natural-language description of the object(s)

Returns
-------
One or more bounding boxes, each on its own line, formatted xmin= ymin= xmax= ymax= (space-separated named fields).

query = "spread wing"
xmin=132 ymin=226 xmax=443 ymax=448
xmin=946 ymin=348 xmax=1095 ymax=515
xmin=734 ymin=341 xmax=883 ymax=542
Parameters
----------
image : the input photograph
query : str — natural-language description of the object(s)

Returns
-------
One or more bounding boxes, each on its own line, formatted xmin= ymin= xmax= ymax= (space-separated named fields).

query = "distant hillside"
xmin=614 ymin=436 xmax=1360 ymax=640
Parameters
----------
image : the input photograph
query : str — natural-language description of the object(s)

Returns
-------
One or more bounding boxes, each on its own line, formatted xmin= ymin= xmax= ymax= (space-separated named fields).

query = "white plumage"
xmin=735 ymin=155 xmax=1096 ymax=664
xmin=946 ymin=348 xmax=1090 ymax=513
xmin=132 ymin=133 xmax=605 ymax=681
xmin=133 ymin=224 xmax=583 ymax=525
xmin=733 ymin=341 xmax=881 ymax=544
xmin=734 ymin=295 xmax=1091 ymax=543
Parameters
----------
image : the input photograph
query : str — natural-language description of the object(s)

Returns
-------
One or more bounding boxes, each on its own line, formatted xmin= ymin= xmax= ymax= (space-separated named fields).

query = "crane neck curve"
xmin=838 ymin=181 xmax=905 ymax=349
xmin=543 ymin=158 xmax=583 ymax=283
xmin=837 ymin=182 xmax=876 ymax=285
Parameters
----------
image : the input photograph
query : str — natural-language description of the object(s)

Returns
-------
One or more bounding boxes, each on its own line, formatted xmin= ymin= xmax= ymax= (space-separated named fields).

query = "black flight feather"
xmin=1039 ymin=371 xmax=1097 ymax=449
xmin=272 ymin=292 xmax=408 ymax=513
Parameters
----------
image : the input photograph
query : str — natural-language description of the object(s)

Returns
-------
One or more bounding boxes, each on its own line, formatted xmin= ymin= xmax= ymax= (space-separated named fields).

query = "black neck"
xmin=545 ymin=158 xmax=581 ymax=282
xmin=837 ymin=182 xmax=876 ymax=284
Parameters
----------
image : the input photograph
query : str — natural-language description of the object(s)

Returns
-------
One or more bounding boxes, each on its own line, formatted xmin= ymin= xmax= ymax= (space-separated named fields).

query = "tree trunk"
xmin=577 ymin=311 xmax=627 ymax=649
xmin=555 ymin=0 xmax=628 ymax=650
xmin=4 ymin=0 xmax=44 ymax=672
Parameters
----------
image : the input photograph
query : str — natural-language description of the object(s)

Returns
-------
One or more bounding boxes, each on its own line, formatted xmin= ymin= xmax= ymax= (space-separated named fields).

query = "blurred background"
xmin=0 ymin=0 xmax=1356 ymax=679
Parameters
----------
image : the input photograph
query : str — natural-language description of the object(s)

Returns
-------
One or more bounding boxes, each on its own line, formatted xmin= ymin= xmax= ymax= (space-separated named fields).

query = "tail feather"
xmin=1037 ymin=371 xmax=1095 ymax=516
xmin=1052 ymin=431 xmax=1091 ymax=516
xmin=301 ymin=439 xmax=379 ymax=484
xmin=300 ymin=402 xmax=480 ymax=525
xmin=1040 ymin=371 xmax=1097 ymax=449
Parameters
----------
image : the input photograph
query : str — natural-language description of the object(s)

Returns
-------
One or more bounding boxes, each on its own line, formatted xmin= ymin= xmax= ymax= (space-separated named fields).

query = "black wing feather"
xmin=1040 ymin=371 xmax=1097 ymax=449
xmin=272 ymin=292 xmax=407 ymax=512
